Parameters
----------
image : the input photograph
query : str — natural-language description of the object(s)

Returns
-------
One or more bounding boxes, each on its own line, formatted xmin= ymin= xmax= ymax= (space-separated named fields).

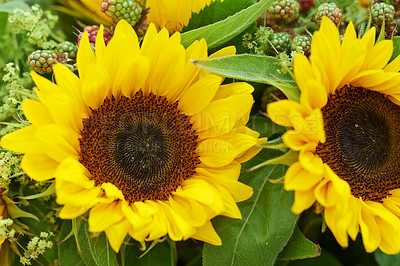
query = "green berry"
xmin=269 ymin=32 xmax=292 ymax=54
xmin=268 ymin=0 xmax=300 ymax=24
xmin=314 ymin=2 xmax=343 ymax=26
xmin=101 ymin=0 xmax=142 ymax=26
xmin=28 ymin=50 xmax=57 ymax=74
xmin=371 ymin=2 xmax=395 ymax=26
xmin=292 ymin=35 xmax=311 ymax=56
xmin=56 ymin=41 xmax=77 ymax=60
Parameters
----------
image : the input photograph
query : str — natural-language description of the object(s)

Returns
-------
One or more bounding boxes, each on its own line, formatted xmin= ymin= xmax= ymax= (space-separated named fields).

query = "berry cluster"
xmin=370 ymin=2 xmax=395 ymax=26
xmin=56 ymin=41 xmax=77 ymax=60
xmin=293 ymin=35 xmax=311 ymax=56
xmin=268 ymin=0 xmax=300 ymax=24
xmin=77 ymin=25 xmax=113 ymax=46
xmin=28 ymin=50 xmax=57 ymax=74
xmin=101 ymin=0 xmax=142 ymax=26
xmin=314 ymin=2 xmax=343 ymax=26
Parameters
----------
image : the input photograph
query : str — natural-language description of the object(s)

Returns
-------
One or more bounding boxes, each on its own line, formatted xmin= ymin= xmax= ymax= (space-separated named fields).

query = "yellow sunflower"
xmin=1 ymin=20 xmax=263 ymax=252
xmin=267 ymin=16 xmax=400 ymax=254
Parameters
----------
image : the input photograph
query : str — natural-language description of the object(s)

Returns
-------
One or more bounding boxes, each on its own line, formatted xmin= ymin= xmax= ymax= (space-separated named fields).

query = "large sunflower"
xmin=268 ymin=16 xmax=400 ymax=254
xmin=1 ymin=20 xmax=263 ymax=252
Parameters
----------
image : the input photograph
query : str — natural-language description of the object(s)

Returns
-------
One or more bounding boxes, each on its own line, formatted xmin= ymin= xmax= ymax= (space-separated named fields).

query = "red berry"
xmin=77 ymin=25 xmax=113 ymax=46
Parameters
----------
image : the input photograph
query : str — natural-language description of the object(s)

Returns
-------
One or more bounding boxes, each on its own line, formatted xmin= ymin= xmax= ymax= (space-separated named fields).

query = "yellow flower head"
xmin=268 ymin=16 xmax=400 ymax=254
xmin=1 ymin=20 xmax=262 ymax=252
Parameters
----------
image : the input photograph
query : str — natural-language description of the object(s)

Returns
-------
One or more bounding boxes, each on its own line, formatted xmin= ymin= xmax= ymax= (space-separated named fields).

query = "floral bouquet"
xmin=1 ymin=0 xmax=400 ymax=265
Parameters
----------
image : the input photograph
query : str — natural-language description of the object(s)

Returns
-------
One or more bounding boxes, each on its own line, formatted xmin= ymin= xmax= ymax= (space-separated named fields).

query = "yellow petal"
xmin=120 ymin=56 xmax=150 ymax=97
xmin=359 ymin=207 xmax=380 ymax=253
xmin=101 ymin=183 xmax=124 ymax=200
xmin=291 ymin=188 xmax=316 ymax=214
xmin=21 ymin=153 xmax=58 ymax=181
xmin=364 ymin=40 xmax=393 ymax=70
xmin=55 ymin=157 xmax=93 ymax=189
xmin=81 ymin=64 xmax=110 ymax=109
xmin=1 ymin=126 xmax=41 ymax=154
xmin=35 ymin=125 xmax=79 ymax=162
xmin=294 ymin=53 xmax=315 ymax=93
xmin=191 ymin=221 xmax=222 ymax=245
xmin=267 ymin=100 xmax=308 ymax=127
xmin=59 ymin=204 xmax=89 ymax=219
xmin=89 ymin=201 xmax=124 ymax=232
xmin=22 ymin=99 xmax=53 ymax=126
xmin=209 ymin=46 xmax=236 ymax=59
xmin=298 ymin=150 xmax=324 ymax=175
xmin=197 ymin=138 xmax=237 ymax=167
xmin=178 ymin=75 xmax=222 ymax=115
xmin=77 ymin=31 xmax=96 ymax=79
xmin=284 ymin=162 xmax=322 ymax=191
xmin=105 ymin=220 xmax=131 ymax=253
xmin=300 ymin=79 xmax=327 ymax=110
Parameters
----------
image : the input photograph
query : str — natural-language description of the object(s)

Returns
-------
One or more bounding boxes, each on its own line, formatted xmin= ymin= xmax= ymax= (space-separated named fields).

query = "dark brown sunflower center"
xmin=316 ymin=85 xmax=400 ymax=202
xmin=79 ymin=91 xmax=200 ymax=203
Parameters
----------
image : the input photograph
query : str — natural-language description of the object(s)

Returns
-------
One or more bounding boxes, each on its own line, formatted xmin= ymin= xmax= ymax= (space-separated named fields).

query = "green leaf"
xmin=0 ymin=1 xmax=30 ymax=13
xmin=58 ymin=221 xmax=85 ymax=266
xmin=123 ymin=238 xmax=177 ymax=266
xmin=277 ymin=226 xmax=321 ymax=260
xmin=0 ymin=12 xmax=8 ymax=36
xmin=193 ymin=54 xmax=299 ymax=101
xmin=89 ymin=232 xmax=120 ymax=266
xmin=59 ymin=218 xmax=119 ymax=266
xmin=183 ymin=0 xmax=256 ymax=32
xmin=392 ymin=36 xmax=400 ymax=61
xmin=181 ymin=0 xmax=273 ymax=49
xmin=19 ymin=183 xmax=55 ymax=200
xmin=203 ymin=148 xmax=299 ymax=266
xmin=374 ymin=249 xmax=400 ymax=266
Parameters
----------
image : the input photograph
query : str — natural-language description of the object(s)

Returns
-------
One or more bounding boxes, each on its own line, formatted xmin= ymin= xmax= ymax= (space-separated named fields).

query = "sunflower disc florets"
xmin=314 ymin=2 xmax=343 ymax=26
xmin=292 ymin=34 xmax=311 ymax=56
xmin=28 ymin=50 xmax=57 ymax=74
xmin=101 ymin=0 xmax=142 ymax=27
xmin=269 ymin=32 xmax=292 ymax=54
xmin=77 ymin=25 xmax=113 ymax=46
xmin=371 ymin=2 xmax=395 ymax=26
xmin=56 ymin=41 xmax=77 ymax=60
xmin=268 ymin=0 xmax=300 ymax=24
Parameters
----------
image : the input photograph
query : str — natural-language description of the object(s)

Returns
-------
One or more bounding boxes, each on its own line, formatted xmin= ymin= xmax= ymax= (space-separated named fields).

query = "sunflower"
xmin=1 ymin=20 xmax=263 ymax=252
xmin=267 ymin=16 xmax=400 ymax=254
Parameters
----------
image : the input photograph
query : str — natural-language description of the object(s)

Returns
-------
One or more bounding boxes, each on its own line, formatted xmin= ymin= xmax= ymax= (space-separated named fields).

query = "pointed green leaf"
xmin=89 ymin=232 xmax=119 ymax=266
xmin=19 ymin=183 xmax=55 ymax=200
xmin=203 ymin=148 xmax=299 ymax=266
xmin=392 ymin=36 xmax=400 ymax=61
xmin=277 ymin=226 xmax=321 ymax=260
xmin=58 ymin=220 xmax=85 ymax=266
xmin=2 ymin=195 xmax=39 ymax=221
xmin=193 ymin=54 xmax=299 ymax=101
xmin=180 ymin=0 xmax=273 ymax=49
xmin=0 ymin=1 xmax=30 ymax=13
xmin=183 ymin=0 xmax=256 ymax=32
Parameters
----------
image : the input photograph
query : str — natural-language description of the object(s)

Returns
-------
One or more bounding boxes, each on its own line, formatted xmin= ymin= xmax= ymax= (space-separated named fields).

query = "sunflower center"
xmin=79 ymin=91 xmax=200 ymax=203
xmin=316 ymin=85 xmax=400 ymax=202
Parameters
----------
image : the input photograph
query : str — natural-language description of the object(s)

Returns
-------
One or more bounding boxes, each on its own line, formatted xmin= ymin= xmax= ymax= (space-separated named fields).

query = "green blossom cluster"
xmin=20 ymin=232 xmax=54 ymax=265
xmin=8 ymin=4 xmax=58 ymax=49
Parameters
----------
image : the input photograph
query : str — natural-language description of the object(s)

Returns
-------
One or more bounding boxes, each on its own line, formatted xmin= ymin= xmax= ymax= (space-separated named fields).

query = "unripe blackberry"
xmin=292 ymin=35 xmax=311 ymax=56
xmin=269 ymin=32 xmax=292 ymax=54
xmin=314 ymin=3 xmax=343 ymax=26
xmin=56 ymin=41 xmax=77 ymax=60
xmin=28 ymin=50 xmax=57 ymax=74
xmin=268 ymin=0 xmax=300 ymax=24
xmin=371 ymin=3 xmax=395 ymax=25
xmin=101 ymin=0 xmax=142 ymax=26
xmin=77 ymin=25 xmax=113 ymax=46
